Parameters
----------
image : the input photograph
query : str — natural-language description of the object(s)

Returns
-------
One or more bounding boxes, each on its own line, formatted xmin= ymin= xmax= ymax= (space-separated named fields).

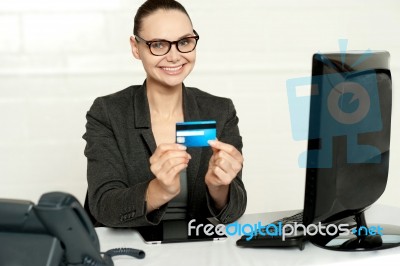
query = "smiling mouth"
xmin=161 ymin=65 xmax=184 ymax=72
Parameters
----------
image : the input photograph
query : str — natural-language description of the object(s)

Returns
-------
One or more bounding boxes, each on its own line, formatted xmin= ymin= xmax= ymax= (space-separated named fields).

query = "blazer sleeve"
xmin=205 ymin=98 xmax=247 ymax=224
xmin=83 ymin=97 xmax=166 ymax=227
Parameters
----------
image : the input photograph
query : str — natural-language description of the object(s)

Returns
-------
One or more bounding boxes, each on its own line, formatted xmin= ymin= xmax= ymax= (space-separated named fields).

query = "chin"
xmin=159 ymin=72 xmax=192 ymax=88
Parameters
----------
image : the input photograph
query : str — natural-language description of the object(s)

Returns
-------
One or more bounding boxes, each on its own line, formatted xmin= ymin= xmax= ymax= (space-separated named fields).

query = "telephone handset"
xmin=0 ymin=192 xmax=145 ymax=266
xmin=35 ymin=192 xmax=107 ymax=265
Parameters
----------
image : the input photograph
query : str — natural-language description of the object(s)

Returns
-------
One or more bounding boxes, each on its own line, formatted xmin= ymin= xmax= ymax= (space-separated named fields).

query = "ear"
xmin=130 ymin=36 xmax=141 ymax=60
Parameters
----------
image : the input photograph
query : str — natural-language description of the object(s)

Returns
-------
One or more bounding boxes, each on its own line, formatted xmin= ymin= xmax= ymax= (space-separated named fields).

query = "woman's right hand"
xmin=149 ymin=143 xmax=191 ymax=199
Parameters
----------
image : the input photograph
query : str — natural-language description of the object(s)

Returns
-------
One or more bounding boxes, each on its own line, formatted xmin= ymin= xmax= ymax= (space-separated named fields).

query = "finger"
xmin=151 ymin=143 xmax=187 ymax=160
xmin=155 ymin=163 xmax=187 ymax=195
xmin=157 ymin=161 xmax=188 ymax=184
xmin=166 ymin=161 xmax=189 ymax=177
xmin=158 ymin=150 xmax=191 ymax=166
xmin=151 ymin=152 xmax=190 ymax=175
xmin=150 ymin=143 xmax=187 ymax=163
xmin=162 ymin=156 xmax=190 ymax=171
xmin=214 ymin=151 xmax=243 ymax=174
xmin=214 ymin=156 xmax=237 ymax=178
xmin=209 ymin=166 xmax=233 ymax=186
xmin=208 ymin=140 xmax=243 ymax=163
xmin=209 ymin=151 xmax=238 ymax=178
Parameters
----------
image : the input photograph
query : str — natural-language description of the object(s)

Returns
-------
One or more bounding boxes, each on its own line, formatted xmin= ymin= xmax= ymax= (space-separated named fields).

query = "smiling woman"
xmin=83 ymin=0 xmax=247 ymax=228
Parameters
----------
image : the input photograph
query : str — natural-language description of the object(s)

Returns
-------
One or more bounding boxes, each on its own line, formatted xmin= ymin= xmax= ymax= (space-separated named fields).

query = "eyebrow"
xmin=147 ymin=32 xmax=194 ymax=42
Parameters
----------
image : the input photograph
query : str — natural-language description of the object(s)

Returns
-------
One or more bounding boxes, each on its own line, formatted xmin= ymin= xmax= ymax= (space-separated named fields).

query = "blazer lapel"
xmin=133 ymin=82 xmax=157 ymax=154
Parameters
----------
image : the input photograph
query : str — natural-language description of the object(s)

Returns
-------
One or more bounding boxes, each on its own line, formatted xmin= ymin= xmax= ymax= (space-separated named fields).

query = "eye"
xmin=178 ymin=38 xmax=190 ymax=47
xmin=150 ymin=41 xmax=167 ymax=50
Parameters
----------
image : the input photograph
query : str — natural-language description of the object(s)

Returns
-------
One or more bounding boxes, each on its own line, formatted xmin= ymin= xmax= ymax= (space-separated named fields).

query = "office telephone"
xmin=0 ymin=192 xmax=145 ymax=266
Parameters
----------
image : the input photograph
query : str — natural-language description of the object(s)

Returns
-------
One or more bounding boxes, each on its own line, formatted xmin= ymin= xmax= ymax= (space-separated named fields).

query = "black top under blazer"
xmin=83 ymin=82 xmax=247 ymax=227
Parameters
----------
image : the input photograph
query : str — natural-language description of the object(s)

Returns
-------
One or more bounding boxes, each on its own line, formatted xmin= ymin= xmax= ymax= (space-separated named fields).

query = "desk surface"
xmin=96 ymin=205 xmax=400 ymax=266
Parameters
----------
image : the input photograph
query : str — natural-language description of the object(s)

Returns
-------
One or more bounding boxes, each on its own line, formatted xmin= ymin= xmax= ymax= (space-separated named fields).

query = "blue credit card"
xmin=176 ymin=120 xmax=216 ymax=147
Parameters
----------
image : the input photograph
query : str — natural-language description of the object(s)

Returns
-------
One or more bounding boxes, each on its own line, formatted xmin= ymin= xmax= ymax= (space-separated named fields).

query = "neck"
xmin=146 ymin=80 xmax=183 ymax=117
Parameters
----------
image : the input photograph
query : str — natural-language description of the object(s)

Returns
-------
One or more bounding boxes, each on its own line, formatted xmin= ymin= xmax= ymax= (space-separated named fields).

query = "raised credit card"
xmin=176 ymin=120 xmax=216 ymax=147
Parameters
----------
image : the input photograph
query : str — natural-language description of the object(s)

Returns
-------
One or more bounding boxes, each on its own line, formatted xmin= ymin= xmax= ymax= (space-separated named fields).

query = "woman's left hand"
xmin=205 ymin=140 xmax=243 ymax=209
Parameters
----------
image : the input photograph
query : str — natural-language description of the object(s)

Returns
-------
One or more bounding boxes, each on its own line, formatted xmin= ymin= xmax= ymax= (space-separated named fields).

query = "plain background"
xmin=0 ymin=0 xmax=399 ymax=214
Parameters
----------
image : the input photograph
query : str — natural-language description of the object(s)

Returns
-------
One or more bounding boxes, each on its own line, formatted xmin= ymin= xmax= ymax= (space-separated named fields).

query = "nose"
xmin=165 ymin=44 xmax=181 ymax=63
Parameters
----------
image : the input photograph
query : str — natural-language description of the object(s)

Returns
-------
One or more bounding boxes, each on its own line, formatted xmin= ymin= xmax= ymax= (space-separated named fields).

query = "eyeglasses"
xmin=135 ymin=30 xmax=200 ymax=56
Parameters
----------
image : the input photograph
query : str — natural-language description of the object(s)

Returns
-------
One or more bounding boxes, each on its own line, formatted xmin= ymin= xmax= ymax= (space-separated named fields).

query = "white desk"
xmin=96 ymin=205 xmax=400 ymax=266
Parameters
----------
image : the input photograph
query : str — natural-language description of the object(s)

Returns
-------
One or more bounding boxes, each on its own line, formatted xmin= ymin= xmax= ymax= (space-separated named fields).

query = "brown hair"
xmin=134 ymin=0 xmax=192 ymax=35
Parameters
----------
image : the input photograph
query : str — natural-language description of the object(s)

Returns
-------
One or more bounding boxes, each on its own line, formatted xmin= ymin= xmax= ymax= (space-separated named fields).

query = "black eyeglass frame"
xmin=135 ymin=30 xmax=200 ymax=56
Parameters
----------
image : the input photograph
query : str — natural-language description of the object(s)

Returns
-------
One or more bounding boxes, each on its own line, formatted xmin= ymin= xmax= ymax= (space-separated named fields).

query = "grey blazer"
xmin=83 ymin=82 xmax=247 ymax=227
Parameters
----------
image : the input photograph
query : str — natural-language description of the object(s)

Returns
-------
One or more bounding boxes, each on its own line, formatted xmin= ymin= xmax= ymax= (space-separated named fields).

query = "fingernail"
xmin=178 ymin=145 xmax=187 ymax=150
xmin=208 ymin=140 xmax=216 ymax=145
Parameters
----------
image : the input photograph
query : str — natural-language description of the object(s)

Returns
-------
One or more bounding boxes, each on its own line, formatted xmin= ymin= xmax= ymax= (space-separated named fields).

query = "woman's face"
xmin=131 ymin=9 xmax=196 ymax=89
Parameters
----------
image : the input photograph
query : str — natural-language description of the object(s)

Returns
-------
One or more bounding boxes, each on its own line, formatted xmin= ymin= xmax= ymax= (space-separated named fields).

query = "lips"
xmin=160 ymin=64 xmax=184 ymax=74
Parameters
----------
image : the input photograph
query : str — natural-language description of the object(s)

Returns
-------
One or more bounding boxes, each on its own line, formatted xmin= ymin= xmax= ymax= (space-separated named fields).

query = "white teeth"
xmin=162 ymin=65 xmax=182 ymax=71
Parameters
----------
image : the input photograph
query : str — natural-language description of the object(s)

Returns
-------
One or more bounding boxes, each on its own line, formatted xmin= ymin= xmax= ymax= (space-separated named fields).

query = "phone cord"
xmin=83 ymin=248 xmax=145 ymax=266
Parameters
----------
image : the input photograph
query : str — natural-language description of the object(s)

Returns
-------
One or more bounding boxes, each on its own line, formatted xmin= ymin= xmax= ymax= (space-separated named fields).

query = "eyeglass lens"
xmin=149 ymin=37 xmax=198 ymax=56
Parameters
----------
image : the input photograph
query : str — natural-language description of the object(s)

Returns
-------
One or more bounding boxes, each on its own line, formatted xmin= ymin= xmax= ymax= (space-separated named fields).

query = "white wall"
xmin=1 ymin=0 xmax=399 ymax=214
